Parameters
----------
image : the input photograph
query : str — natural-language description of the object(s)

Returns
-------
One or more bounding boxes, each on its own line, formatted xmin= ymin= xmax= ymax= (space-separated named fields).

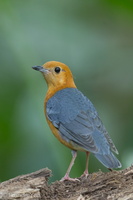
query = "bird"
xmin=32 ymin=61 xmax=122 ymax=181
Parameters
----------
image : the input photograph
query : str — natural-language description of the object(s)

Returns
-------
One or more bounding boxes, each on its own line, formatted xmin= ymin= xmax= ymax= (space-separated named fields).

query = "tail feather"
xmin=94 ymin=152 xmax=122 ymax=169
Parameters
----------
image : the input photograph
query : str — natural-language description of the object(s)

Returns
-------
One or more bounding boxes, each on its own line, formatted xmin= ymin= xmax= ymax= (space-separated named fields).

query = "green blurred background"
xmin=0 ymin=0 xmax=133 ymax=182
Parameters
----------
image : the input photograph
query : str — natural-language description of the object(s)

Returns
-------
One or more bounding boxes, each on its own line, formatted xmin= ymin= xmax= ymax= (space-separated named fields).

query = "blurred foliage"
xmin=0 ymin=0 xmax=133 ymax=182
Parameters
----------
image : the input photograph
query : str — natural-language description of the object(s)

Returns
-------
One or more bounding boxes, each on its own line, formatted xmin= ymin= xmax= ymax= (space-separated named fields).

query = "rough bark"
xmin=0 ymin=166 xmax=133 ymax=200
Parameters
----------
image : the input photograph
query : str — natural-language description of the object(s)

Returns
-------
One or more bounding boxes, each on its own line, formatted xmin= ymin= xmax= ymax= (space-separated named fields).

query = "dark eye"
xmin=54 ymin=67 xmax=61 ymax=73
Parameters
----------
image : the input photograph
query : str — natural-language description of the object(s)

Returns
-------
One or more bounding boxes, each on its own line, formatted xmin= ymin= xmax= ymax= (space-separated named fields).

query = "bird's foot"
xmin=80 ymin=170 xmax=89 ymax=178
xmin=60 ymin=174 xmax=80 ymax=182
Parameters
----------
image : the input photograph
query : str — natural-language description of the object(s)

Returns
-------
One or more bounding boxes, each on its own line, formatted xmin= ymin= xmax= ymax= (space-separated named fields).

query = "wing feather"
xmin=46 ymin=88 xmax=119 ymax=156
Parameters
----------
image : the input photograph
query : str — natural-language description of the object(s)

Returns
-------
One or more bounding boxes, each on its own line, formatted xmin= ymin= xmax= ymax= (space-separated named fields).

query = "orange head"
xmin=32 ymin=61 xmax=76 ymax=93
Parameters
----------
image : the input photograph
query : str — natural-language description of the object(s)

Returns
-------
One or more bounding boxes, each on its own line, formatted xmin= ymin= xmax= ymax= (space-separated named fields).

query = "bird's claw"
xmin=60 ymin=175 xmax=80 ymax=182
xmin=80 ymin=171 xmax=89 ymax=178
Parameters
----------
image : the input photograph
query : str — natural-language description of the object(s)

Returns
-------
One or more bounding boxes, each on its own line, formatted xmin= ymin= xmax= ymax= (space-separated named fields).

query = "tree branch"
xmin=0 ymin=166 xmax=133 ymax=200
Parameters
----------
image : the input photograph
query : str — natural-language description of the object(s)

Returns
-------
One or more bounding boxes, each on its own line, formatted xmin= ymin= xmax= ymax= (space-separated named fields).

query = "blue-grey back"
xmin=46 ymin=88 xmax=118 ymax=155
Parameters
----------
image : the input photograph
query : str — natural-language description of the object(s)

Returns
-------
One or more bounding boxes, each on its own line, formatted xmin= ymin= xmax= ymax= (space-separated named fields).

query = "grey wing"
xmin=59 ymin=110 xmax=118 ymax=155
xmin=57 ymin=109 xmax=121 ymax=168
xmin=93 ymin=114 xmax=119 ymax=154
xmin=46 ymin=88 xmax=121 ymax=168
xmin=46 ymin=88 xmax=119 ymax=154
xmin=46 ymin=92 xmax=99 ymax=153
xmin=59 ymin=111 xmax=99 ymax=153
xmin=46 ymin=93 xmax=110 ymax=153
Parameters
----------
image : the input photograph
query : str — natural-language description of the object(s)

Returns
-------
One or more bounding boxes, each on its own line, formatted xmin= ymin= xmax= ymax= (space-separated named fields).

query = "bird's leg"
xmin=81 ymin=152 xmax=90 ymax=177
xmin=60 ymin=150 xmax=79 ymax=181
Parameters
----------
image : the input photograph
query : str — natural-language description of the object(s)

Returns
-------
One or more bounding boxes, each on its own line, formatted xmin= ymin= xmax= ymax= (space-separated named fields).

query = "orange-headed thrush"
xmin=32 ymin=61 xmax=121 ymax=181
